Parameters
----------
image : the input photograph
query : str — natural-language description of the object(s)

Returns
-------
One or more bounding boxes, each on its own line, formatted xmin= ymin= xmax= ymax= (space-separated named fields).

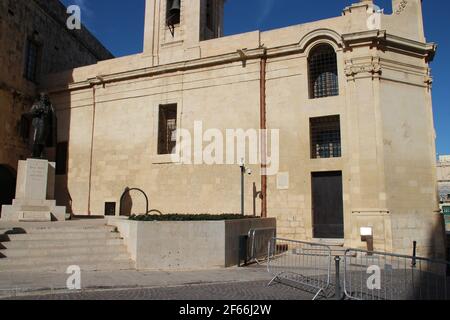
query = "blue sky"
xmin=61 ymin=0 xmax=449 ymax=155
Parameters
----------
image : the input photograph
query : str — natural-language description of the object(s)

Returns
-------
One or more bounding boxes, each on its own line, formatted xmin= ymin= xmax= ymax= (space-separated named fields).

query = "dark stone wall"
xmin=0 ymin=0 xmax=113 ymax=172
xmin=0 ymin=0 xmax=113 ymax=91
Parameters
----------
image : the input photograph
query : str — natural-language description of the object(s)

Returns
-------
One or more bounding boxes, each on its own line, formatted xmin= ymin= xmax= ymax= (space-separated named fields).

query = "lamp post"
xmin=239 ymin=160 xmax=252 ymax=216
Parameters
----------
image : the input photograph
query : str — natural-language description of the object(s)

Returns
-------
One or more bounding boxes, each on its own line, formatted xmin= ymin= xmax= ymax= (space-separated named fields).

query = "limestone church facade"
xmin=40 ymin=0 xmax=444 ymax=256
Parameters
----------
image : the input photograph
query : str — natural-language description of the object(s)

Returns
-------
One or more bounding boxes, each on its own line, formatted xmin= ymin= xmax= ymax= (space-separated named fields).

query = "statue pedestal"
xmin=1 ymin=159 xmax=66 ymax=222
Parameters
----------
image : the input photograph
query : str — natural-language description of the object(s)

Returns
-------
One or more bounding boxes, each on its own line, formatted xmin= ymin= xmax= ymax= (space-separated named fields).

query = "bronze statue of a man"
xmin=29 ymin=93 xmax=57 ymax=159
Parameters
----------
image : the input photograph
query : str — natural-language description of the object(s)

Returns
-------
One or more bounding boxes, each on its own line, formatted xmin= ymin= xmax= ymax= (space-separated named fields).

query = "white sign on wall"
xmin=277 ymin=172 xmax=289 ymax=190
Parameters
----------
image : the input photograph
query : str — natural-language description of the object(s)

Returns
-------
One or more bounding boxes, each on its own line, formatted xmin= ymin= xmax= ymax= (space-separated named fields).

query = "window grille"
xmin=24 ymin=40 xmax=39 ymax=82
xmin=158 ymin=104 xmax=177 ymax=155
xmin=310 ymin=115 xmax=341 ymax=159
xmin=308 ymin=45 xmax=339 ymax=99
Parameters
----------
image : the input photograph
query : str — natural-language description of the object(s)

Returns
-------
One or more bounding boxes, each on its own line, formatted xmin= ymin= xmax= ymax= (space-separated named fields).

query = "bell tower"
xmin=200 ymin=0 xmax=225 ymax=41
xmin=143 ymin=0 xmax=225 ymax=65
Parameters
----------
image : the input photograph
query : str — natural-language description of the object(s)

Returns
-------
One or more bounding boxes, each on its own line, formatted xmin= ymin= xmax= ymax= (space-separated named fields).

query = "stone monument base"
xmin=1 ymin=159 xmax=66 ymax=222
xmin=1 ymin=199 xmax=66 ymax=222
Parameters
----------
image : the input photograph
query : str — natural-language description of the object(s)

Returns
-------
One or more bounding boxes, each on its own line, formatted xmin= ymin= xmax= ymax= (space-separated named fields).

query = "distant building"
xmin=0 ymin=0 xmax=113 ymax=214
xmin=437 ymin=155 xmax=450 ymax=203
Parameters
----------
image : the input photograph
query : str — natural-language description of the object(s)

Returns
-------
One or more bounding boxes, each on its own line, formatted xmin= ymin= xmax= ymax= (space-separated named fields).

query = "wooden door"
xmin=312 ymin=171 xmax=344 ymax=239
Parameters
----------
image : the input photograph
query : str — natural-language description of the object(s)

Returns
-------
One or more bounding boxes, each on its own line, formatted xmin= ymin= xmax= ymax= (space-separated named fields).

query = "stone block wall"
xmin=0 ymin=0 xmax=113 ymax=212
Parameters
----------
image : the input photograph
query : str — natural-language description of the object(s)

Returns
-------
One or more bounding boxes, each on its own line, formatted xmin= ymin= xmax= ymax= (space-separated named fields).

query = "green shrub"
xmin=129 ymin=214 xmax=257 ymax=221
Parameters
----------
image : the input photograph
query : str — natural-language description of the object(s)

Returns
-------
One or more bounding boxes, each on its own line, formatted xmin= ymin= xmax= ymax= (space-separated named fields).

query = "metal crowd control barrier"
xmin=247 ymin=228 xmax=276 ymax=264
xmin=343 ymin=248 xmax=450 ymax=300
xmin=267 ymin=238 xmax=332 ymax=300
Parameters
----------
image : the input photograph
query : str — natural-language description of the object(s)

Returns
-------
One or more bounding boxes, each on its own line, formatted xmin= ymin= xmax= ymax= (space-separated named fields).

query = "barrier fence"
xmin=247 ymin=228 xmax=277 ymax=265
xmin=266 ymin=238 xmax=332 ymax=300
xmin=343 ymin=248 xmax=449 ymax=300
xmin=263 ymin=237 xmax=450 ymax=300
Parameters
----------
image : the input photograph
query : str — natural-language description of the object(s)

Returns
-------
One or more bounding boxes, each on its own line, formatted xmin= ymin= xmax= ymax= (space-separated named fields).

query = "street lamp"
xmin=239 ymin=160 xmax=252 ymax=216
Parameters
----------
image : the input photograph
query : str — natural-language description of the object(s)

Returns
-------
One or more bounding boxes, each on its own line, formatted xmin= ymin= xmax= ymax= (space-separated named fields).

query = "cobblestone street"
xmin=2 ymin=280 xmax=314 ymax=300
xmin=0 ymin=266 xmax=316 ymax=300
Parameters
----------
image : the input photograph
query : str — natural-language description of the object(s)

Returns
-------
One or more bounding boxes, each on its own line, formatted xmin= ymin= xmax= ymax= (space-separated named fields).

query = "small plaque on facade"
xmin=277 ymin=172 xmax=289 ymax=190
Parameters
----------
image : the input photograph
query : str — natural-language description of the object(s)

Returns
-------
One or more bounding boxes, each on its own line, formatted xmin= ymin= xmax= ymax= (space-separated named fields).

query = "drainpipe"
xmin=260 ymin=51 xmax=268 ymax=218
xmin=87 ymin=77 xmax=103 ymax=215
xmin=87 ymin=85 xmax=96 ymax=215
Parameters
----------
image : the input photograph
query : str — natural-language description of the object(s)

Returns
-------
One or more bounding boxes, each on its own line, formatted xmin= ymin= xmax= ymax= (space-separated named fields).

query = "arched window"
xmin=308 ymin=44 xmax=339 ymax=99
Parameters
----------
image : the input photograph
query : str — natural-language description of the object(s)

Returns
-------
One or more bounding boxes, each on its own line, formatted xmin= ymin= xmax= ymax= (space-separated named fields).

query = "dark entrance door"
xmin=312 ymin=171 xmax=344 ymax=239
xmin=0 ymin=165 xmax=16 ymax=217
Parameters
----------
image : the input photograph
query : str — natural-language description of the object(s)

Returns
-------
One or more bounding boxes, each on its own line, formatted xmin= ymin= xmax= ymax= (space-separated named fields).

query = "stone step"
xmin=4 ymin=231 xmax=123 ymax=241
xmin=0 ymin=220 xmax=133 ymax=273
xmin=0 ymin=252 xmax=131 ymax=267
xmin=13 ymin=199 xmax=56 ymax=206
xmin=19 ymin=206 xmax=51 ymax=212
xmin=0 ymin=244 xmax=129 ymax=258
xmin=18 ymin=211 xmax=52 ymax=222
xmin=2 ymin=225 xmax=116 ymax=235
xmin=0 ymin=259 xmax=134 ymax=272
xmin=0 ymin=238 xmax=124 ymax=249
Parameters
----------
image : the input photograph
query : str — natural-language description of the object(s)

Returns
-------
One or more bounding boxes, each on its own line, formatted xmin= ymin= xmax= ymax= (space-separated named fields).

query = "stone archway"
xmin=0 ymin=165 xmax=16 ymax=217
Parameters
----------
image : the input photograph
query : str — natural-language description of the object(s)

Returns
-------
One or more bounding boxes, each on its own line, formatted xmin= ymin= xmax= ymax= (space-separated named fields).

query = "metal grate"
xmin=158 ymin=104 xmax=177 ymax=155
xmin=105 ymin=202 xmax=116 ymax=216
xmin=310 ymin=115 xmax=341 ymax=159
xmin=308 ymin=45 xmax=339 ymax=99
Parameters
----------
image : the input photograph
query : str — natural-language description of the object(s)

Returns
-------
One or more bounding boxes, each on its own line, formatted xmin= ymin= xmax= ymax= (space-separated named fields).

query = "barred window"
xmin=158 ymin=104 xmax=177 ymax=155
xmin=308 ymin=44 xmax=339 ymax=99
xmin=310 ymin=115 xmax=341 ymax=159
xmin=24 ymin=39 xmax=39 ymax=82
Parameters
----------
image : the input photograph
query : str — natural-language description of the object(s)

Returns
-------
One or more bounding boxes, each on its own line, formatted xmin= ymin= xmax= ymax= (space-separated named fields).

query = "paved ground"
xmin=2 ymin=280 xmax=315 ymax=300
xmin=0 ymin=265 xmax=317 ymax=300
xmin=0 ymin=218 xmax=314 ymax=300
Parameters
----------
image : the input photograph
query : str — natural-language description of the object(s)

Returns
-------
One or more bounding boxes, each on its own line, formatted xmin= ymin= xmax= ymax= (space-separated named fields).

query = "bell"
xmin=168 ymin=0 xmax=181 ymax=19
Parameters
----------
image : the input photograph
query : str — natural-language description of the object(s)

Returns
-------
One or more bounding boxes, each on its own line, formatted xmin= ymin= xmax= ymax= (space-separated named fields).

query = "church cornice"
xmin=45 ymin=48 xmax=267 ymax=93
xmin=43 ymin=30 xmax=437 ymax=93
xmin=342 ymin=30 xmax=437 ymax=62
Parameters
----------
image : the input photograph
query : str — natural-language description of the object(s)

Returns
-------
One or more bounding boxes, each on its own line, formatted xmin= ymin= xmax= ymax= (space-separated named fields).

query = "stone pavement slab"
xmin=0 ymin=265 xmax=274 ymax=298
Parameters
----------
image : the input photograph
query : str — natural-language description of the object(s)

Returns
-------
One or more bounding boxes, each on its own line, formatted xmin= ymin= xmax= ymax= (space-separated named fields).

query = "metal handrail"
xmin=119 ymin=188 xmax=149 ymax=216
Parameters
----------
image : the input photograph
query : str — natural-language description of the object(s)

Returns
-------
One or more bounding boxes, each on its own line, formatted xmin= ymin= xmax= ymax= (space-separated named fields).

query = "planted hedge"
xmin=129 ymin=214 xmax=257 ymax=221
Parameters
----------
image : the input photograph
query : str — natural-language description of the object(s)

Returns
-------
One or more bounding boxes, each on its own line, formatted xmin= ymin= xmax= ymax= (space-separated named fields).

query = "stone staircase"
xmin=311 ymin=239 xmax=347 ymax=257
xmin=0 ymin=220 xmax=134 ymax=272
